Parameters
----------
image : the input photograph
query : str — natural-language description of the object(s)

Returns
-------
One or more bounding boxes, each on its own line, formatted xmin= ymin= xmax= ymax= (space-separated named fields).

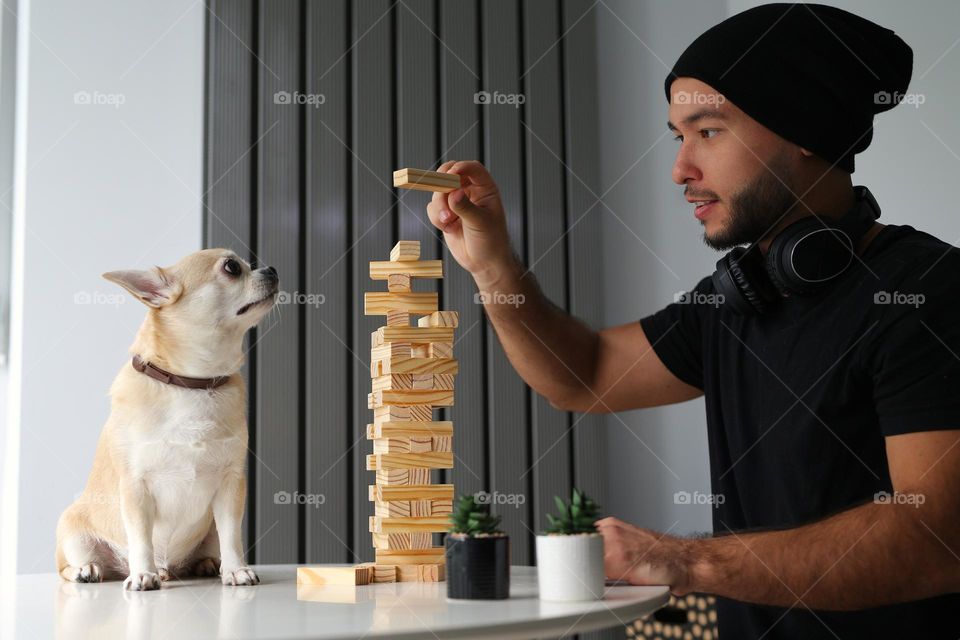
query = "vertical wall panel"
xmin=397 ymin=0 xmax=441 ymax=258
xmin=482 ymin=0 xmax=532 ymax=564
xmin=523 ymin=0 xmax=573 ymax=536
xmin=439 ymin=0 xmax=487 ymax=502
xmin=203 ymin=0 xmax=258 ymax=559
xmin=562 ymin=0 xmax=608 ymax=515
xmin=205 ymin=0 xmax=608 ymax=583
xmin=255 ymin=0 xmax=303 ymax=563
xmin=351 ymin=0 xmax=396 ymax=562
xmin=304 ymin=0 xmax=351 ymax=564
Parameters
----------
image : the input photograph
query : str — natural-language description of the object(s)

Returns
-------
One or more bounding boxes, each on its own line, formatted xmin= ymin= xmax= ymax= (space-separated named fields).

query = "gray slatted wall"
xmin=204 ymin=0 xmax=608 ymax=592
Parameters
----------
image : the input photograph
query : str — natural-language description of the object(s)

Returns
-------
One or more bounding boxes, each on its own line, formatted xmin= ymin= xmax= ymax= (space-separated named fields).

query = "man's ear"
xmin=102 ymin=266 xmax=182 ymax=308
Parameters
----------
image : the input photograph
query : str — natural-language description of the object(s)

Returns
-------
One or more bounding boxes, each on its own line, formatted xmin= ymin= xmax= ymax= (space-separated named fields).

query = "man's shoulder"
xmin=866 ymin=224 xmax=960 ymax=289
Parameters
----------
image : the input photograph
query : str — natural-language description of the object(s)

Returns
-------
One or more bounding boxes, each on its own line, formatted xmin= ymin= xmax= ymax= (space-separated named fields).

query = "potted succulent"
xmin=535 ymin=488 xmax=605 ymax=601
xmin=445 ymin=494 xmax=510 ymax=600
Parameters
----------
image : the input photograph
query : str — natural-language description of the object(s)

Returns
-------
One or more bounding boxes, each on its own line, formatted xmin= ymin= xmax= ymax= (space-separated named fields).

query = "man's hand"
xmin=595 ymin=516 xmax=694 ymax=596
xmin=426 ymin=160 xmax=514 ymax=287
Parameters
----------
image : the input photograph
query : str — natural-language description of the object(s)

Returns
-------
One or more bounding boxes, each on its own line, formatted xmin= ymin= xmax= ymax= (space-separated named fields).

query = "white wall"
xmin=597 ymin=0 xmax=960 ymax=535
xmin=5 ymin=0 xmax=205 ymax=574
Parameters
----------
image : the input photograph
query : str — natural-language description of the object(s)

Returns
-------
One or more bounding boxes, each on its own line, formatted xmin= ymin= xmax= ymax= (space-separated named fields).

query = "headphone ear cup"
xmin=713 ymin=246 xmax=774 ymax=315
xmin=768 ymin=217 xmax=855 ymax=296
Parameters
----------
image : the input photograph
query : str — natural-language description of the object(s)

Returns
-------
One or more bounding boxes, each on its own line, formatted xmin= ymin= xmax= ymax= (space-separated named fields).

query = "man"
xmin=425 ymin=3 xmax=959 ymax=639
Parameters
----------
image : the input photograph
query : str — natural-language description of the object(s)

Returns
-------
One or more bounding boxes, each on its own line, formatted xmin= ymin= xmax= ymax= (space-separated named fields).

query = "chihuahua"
xmin=56 ymin=249 xmax=278 ymax=590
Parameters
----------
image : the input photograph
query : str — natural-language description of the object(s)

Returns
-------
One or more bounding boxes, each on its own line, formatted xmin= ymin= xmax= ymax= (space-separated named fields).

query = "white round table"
xmin=12 ymin=564 xmax=670 ymax=639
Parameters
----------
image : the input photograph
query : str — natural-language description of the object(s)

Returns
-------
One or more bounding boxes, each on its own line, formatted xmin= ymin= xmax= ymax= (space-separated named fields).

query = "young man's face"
xmin=668 ymin=77 xmax=803 ymax=250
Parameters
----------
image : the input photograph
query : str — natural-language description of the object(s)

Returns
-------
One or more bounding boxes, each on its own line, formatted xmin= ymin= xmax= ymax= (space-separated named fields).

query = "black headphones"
xmin=712 ymin=185 xmax=881 ymax=315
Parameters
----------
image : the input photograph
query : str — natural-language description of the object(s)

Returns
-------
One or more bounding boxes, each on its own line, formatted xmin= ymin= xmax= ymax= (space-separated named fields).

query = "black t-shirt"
xmin=640 ymin=225 xmax=960 ymax=639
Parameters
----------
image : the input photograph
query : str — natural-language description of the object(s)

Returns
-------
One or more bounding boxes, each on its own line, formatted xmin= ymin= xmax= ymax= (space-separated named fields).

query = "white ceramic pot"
xmin=535 ymin=533 xmax=605 ymax=601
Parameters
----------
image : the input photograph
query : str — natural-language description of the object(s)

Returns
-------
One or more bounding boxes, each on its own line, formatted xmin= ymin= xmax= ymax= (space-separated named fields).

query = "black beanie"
xmin=664 ymin=3 xmax=913 ymax=173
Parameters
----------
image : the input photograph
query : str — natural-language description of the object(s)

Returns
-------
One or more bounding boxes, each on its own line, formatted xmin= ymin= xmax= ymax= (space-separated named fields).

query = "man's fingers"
xmin=447 ymin=188 xmax=485 ymax=224
xmin=426 ymin=199 xmax=458 ymax=232
xmin=447 ymin=160 xmax=493 ymax=188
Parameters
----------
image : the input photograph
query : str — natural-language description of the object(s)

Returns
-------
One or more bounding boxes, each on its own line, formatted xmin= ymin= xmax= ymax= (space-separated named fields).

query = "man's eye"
xmin=672 ymin=129 xmax=719 ymax=143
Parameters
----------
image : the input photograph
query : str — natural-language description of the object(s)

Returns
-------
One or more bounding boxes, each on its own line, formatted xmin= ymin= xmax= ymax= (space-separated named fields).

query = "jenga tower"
xmin=362 ymin=239 xmax=457 ymax=583
xmin=298 ymin=170 xmax=461 ymax=588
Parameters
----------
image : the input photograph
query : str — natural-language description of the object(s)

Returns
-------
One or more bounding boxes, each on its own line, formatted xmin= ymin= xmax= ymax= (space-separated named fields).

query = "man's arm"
xmin=426 ymin=160 xmax=702 ymax=413
xmin=598 ymin=429 xmax=960 ymax=610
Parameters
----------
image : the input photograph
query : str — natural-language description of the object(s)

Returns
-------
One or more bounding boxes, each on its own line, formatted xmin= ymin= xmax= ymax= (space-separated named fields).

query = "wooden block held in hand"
xmin=393 ymin=168 xmax=461 ymax=194
xmin=390 ymin=240 xmax=421 ymax=262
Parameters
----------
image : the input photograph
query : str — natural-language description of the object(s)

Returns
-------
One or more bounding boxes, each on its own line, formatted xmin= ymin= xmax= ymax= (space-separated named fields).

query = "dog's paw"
xmin=123 ymin=571 xmax=162 ymax=591
xmin=221 ymin=566 xmax=259 ymax=586
xmin=193 ymin=557 xmax=220 ymax=577
xmin=158 ymin=567 xmax=172 ymax=582
xmin=64 ymin=563 xmax=102 ymax=583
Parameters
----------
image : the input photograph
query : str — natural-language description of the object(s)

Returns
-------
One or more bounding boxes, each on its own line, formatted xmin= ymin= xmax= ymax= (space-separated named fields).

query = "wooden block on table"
xmin=393 ymin=168 xmax=461 ymax=194
xmin=369 ymin=483 xmax=455 ymax=502
xmin=357 ymin=562 xmax=397 ymax=583
xmin=387 ymin=310 xmax=410 ymax=326
xmin=396 ymin=562 xmax=445 ymax=582
xmin=370 ymin=515 xmax=451 ymax=533
xmin=375 ymin=548 xmax=445 ymax=566
xmin=371 ymin=374 xmax=453 ymax=392
xmin=376 ymin=326 xmax=455 ymax=345
xmin=366 ymin=452 xmax=453 ymax=471
xmin=372 ymin=436 xmax=436 ymax=454
xmin=371 ymin=343 xmax=412 ymax=361
xmin=429 ymin=343 xmax=453 ymax=359
xmin=297 ymin=565 xmax=372 ymax=586
xmin=373 ymin=404 xmax=433 ymax=422
xmin=372 ymin=356 xmax=458 ymax=376
xmin=370 ymin=260 xmax=443 ymax=280
xmin=418 ymin=310 xmax=459 ymax=328
xmin=387 ymin=273 xmax=411 ymax=292
xmin=365 ymin=292 xmax=437 ymax=316
xmin=367 ymin=421 xmax=454 ymax=438
xmin=371 ymin=531 xmax=432 ymax=550
xmin=374 ymin=498 xmax=452 ymax=517
xmin=376 ymin=468 xmax=431 ymax=485
xmin=390 ymin=240 xmax=421 ymax=262
xmin=367 ymin=389 xmax=454 ymax=409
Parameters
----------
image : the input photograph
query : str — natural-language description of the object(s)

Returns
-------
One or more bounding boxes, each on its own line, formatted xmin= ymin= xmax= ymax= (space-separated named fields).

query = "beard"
xmin=702 ymin=158 xmax=800 ymax=251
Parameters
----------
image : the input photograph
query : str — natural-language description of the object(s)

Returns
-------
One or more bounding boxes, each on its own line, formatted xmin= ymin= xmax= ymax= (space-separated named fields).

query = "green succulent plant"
xmin=448 ymin=494 xmax=503 ymax=536
xmin=544 ymin=488 xmax=600 ymax=535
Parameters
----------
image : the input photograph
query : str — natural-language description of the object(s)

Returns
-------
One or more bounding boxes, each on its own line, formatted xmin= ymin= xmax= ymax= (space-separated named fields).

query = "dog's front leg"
xmin=213 ymin=472 xmax=259 ymax=586
xmin=120 ymin=479 xmax=161 ymax=591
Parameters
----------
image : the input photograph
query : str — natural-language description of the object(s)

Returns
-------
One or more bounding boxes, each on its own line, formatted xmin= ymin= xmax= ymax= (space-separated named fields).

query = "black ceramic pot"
xmin=445 ymin=533 xmax=510 ymax=599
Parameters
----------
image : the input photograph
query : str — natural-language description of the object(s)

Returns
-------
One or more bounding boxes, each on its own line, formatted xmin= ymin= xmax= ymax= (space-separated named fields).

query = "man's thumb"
xmin=447 ymin=189 xmax=484 ymax=223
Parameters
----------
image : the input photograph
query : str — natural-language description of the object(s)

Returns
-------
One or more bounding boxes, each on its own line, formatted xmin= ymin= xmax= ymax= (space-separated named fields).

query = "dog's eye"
xmin=223 ymin=259 xmax=242 ymax=277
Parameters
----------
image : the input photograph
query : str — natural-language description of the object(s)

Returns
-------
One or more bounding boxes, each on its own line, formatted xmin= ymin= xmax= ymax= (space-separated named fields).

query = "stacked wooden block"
xmin=364 ymin=240 xmax=457 ymax=583
xmin=296 ymin=239 xmax=458 ymax=587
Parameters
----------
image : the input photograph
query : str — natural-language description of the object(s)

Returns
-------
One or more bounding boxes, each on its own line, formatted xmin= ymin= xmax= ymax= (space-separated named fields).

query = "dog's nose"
xmin=260 ymin=266 xmax=278 ymax=284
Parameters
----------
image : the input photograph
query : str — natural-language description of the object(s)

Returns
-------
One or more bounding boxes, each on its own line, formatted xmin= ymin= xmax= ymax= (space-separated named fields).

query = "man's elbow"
xmin=546 ymin=389 xmax=609 ymax=414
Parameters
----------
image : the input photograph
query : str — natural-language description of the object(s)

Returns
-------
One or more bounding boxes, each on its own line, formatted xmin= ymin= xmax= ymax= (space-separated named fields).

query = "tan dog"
xmin=56 ymin=249 xmax=278 ymax=590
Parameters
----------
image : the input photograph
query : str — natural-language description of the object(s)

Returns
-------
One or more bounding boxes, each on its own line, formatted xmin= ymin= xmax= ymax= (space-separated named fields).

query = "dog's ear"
xmin=102 ymin=266 xmax=183 ymax=308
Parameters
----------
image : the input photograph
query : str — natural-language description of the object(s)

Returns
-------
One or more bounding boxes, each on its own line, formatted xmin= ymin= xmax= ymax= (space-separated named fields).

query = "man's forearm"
xmin=683 ymin=500 xmax=958 ymax=610
xmin=474 ymin=254 xmax=599 ymax=408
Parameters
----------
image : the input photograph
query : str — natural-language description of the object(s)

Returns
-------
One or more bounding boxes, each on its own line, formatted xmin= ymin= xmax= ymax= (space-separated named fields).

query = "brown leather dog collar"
xmin=131 ymin=355 xmax=231 ymax=390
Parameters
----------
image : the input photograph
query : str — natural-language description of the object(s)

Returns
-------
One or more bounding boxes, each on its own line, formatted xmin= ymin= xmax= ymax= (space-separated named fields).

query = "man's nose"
xmin=671 ymin=147 xmax=701 ymax=186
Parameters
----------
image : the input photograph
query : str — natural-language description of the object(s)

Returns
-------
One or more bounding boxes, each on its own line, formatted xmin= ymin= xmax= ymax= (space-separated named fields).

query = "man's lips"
xmin=691 ymin=200 xmax=718 ymax=220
